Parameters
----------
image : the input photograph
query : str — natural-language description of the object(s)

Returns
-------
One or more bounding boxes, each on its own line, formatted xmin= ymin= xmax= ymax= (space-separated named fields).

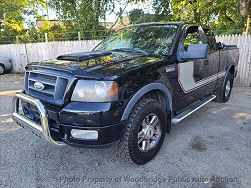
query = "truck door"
xmin=174 ymin=25 xmax=219 ymax=111
xmin=202 ymin=28 xmax=221 ymax=90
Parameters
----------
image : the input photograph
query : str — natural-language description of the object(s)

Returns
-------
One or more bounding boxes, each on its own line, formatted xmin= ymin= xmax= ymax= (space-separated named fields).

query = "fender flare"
xmin=223 ymin=64 xmax=235 ymax=85
xmin=0 ymin=63 xmax=5 ymax=69
xmin=121 ymin=83 xmax=172 ymax=121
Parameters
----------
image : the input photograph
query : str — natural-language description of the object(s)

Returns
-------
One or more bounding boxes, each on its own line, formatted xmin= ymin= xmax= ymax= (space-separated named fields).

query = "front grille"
xmin=24 ymin=70 xmax=73 ymax=105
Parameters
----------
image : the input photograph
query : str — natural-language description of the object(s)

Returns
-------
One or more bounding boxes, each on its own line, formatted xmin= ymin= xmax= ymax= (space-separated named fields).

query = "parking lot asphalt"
xmin=0 ymin=74 xmax=250 ymax=188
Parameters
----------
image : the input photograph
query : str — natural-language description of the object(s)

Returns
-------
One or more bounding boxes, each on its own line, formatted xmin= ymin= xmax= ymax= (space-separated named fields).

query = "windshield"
xmin=94 ymin=24 xmax=178 ymax=56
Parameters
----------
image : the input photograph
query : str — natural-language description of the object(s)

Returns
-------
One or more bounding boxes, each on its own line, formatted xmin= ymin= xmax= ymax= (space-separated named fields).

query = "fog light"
xmin=71 ymin=129 xmax=98 ymax=140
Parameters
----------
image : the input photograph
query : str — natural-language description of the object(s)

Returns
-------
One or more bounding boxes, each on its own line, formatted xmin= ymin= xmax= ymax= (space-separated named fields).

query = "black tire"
xmin=214 ymin=73 xmax=234 ymax=103
xmin=118 ymin=98 xmax=167 ymax=165
xmin=0 ymin=65 xmax=5 ymax=75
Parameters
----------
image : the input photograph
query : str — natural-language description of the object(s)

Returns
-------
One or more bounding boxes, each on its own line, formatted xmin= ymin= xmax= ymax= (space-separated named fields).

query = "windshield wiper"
xmin=110 ymin=48 xmax=148 ymax=55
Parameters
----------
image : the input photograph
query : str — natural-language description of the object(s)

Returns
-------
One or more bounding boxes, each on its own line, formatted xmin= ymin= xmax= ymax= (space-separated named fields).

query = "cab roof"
xmin=125 ymin=22 xmax=210 ymax=30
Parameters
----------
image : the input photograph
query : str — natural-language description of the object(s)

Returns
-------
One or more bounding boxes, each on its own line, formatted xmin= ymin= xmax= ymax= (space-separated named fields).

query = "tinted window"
xmin=204 ymin=29 xmax=216 ymax=52
xmin=184 ymin=26 xmax=202 ymax=50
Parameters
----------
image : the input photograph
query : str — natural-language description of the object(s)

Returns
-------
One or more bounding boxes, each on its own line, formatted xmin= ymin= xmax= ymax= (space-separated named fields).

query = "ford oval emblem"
xmin=34 ymin=82 xmax=44 ymax=91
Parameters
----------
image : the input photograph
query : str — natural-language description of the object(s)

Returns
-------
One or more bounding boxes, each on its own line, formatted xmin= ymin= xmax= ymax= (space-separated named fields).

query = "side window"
xmin=204 ymin=29 xmax=217 ymax=52
xmin=184 ymin=27 xmax=202 ymax=51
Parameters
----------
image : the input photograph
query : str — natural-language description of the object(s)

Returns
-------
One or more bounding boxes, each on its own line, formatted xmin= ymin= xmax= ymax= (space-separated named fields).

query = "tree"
xmin=49 ymin=1 xmax=109 ymax=30
xmin=129 ymin=0 xmax=248 ymax=35
xmin=152 ymin=0 xmax=171 ymax=20
xmin=48 ymin=0 xmax=116 ymax=39
xmin=170 ymin=0 xmax=247 ymax=34
xmin=0 ymin=0 xmax=249 ymax=44
xmin=238 ymin=0 xmax=251 ymax=33
xmin=129 ymin=9 xmax=145 ymax=23
xmin=238 ymin=0 xmax=251 ymax=17
xmin=0 ymin=0 xmax=45 ymax=43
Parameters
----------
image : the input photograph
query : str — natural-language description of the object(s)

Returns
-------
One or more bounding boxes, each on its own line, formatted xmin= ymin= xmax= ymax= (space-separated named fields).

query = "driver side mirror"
xmin=177 ymin=43 xmax=209 ymax=61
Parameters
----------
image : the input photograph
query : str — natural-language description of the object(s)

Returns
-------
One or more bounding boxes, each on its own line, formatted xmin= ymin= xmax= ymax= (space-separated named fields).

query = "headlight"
xmin=71 ymin=80 xmax=118 ymax=102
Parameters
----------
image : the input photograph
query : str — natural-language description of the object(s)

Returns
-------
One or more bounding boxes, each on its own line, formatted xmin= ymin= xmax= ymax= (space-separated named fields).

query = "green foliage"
xmin=129 ymin=9 xmax=155 ymax=24
xmin=0 ymin=0 xmax=250 ymax=44
xmin=129 ymin=9 xmax=145 ymax=23
xmin=129 ymin=0 xmax=250 ymax=35
xmin=49 ymin=0 xmax=111 ymax=30
xmin=0 ymin=0 xmax=45 ymax=43
xmin=47 ymin=0 xmax=113 ymax=40
xmin=170 ymin=0 xmax=247 ymax=35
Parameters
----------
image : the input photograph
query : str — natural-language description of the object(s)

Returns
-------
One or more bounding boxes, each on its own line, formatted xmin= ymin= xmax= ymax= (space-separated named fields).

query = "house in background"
xmin=36 ymin=20 xmax=63 ymax=29
xmin=100 ymin=16 xmax=131 ymax=30
xmin=36 ymin=16 xmax=131 ymax=30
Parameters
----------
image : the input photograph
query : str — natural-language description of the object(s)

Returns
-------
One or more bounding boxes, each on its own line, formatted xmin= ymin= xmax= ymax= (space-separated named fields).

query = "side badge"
xmin=165 ymin=66 xmax=175 ymax=73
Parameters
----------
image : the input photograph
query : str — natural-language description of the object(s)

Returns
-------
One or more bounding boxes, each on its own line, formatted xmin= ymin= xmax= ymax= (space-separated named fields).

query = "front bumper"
xmin=12 ymin=93 xmax=66 ymax=146
xmin=12 ymin=93 xmax=126 ymax=147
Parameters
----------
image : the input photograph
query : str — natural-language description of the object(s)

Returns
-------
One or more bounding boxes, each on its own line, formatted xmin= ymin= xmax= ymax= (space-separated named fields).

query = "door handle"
xmin=204 ymin=60 xmax=209 ymax=65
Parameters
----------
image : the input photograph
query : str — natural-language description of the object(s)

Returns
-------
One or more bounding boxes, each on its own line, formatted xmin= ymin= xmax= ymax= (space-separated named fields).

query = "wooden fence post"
xmin=16 ymin=36 xmax=19 ymax=44
xmin=78 ymin=32 xmax=81 ymax=41
xmin=45 ymin=33 xmax=48 ymax=42
xmin=246 ymin=15 xmax=250 ymax=35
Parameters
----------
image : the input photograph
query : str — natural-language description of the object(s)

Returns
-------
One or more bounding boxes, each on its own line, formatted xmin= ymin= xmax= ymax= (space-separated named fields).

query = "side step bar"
xmin=172 ymin=95 xmax=216 ymax=124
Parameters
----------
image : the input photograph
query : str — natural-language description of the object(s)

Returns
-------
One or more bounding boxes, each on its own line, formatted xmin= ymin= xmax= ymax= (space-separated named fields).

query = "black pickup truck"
xmin=12 ymin=22 xmax=239 ymax=165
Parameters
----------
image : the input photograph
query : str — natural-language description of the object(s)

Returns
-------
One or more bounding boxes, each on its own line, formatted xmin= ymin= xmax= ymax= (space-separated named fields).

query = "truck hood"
xmin=27 ymin=51 xmax=162 ymax=79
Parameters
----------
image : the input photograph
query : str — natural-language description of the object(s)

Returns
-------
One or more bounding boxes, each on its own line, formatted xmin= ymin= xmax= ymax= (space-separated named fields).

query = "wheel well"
xmin=121 ymin=86 xmax=172 ymax=133
xmin=0 ymin=63 xmax=5 ymax=69
xmin=229 ymin=65 xmax=235 ymax=75
xmin=121 ymin=83 xmax=173 ymax=122
xmin=141 ymin=89 xmax=172 ymax=133
xmin=141 ymin=90 xmax=168 ymax=112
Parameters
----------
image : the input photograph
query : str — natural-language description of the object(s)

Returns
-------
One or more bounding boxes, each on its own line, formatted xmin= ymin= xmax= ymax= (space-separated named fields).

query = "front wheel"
xmin=118 ymin=98 xmax=167 ymax=165
xmin=214 ymin=73 xmax=234 ymax=103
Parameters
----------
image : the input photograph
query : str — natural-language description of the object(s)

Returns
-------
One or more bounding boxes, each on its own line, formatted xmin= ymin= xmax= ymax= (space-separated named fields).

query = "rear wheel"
xmin=118 ymin=98 xmax=167 ymax=165
xmin=214 ymin=73 xmax=234 ymax=103
xmin=0 ymin=65 xmax=5 ymax=75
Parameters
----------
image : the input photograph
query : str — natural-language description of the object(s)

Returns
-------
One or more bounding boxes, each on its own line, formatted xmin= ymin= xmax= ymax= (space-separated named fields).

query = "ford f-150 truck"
xmin=12 ymin=22 xmax=239 ymax=165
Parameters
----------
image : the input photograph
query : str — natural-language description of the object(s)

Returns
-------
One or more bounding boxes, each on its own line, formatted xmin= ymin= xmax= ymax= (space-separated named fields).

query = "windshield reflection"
xmin=95 ymin=24 xmax=178 ymax=56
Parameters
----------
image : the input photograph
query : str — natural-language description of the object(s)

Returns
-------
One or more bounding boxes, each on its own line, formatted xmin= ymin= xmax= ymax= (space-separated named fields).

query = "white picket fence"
xmin=0 ymin=35 xmax=250 ymax=86
xmin=216 ymin=35 xmax=251 ymax=86
xmin=0 ymin=40 xmax=101 ymax=72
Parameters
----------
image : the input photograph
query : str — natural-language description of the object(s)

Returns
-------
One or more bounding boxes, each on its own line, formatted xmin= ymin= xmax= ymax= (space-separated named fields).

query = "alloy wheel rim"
xmin=225 ymin=80 xmax=231 ymax=97
xmin=0 ymin=67 xmax=3 ymax=74
xmin=138 ymin=113 xmax=162 ymax=152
